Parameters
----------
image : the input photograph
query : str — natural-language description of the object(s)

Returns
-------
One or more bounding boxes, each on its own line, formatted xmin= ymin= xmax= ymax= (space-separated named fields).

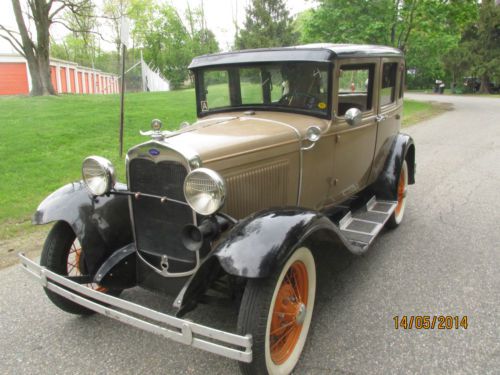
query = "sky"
xmin=0 ymin=0 xmax=317 ymax=54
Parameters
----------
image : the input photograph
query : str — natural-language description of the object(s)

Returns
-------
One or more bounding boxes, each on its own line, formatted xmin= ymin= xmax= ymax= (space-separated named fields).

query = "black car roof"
xmin=188 ymin=44 xmax=403 ymax=69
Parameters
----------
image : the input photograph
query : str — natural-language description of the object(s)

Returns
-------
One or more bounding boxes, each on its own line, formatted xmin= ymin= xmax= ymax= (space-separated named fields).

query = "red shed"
xmin=0 ymin=54 xmax=119 ymax=96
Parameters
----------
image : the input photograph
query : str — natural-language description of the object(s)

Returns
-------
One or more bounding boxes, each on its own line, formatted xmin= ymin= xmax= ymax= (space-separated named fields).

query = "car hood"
xmin=165 ymin=112 xmax=328 ymax=163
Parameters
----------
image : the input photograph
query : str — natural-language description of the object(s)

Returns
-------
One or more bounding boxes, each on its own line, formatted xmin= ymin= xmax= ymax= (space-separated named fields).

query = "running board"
xmin=339 ymin=196 xmax=397 ymax=251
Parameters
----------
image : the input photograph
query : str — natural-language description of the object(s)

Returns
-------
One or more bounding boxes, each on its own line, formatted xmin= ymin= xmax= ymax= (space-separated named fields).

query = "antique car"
xmin=20 ymin=44 xmax=415 ymax=374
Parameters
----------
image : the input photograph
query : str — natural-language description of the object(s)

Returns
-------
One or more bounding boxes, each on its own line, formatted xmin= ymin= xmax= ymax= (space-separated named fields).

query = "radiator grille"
xmin=223 ymin=160 xmax=289 ymax=218
xmin=129 ymin=158 xmax=195 ymax=272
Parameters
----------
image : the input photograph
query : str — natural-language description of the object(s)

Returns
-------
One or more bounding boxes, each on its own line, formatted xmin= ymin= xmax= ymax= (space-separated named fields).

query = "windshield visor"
xmin=195 ymin=62 xmax=331 ymax=118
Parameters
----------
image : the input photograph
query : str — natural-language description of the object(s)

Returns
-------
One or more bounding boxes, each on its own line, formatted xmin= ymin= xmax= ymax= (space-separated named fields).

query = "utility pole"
xmin=119 ymin=17 xmax=129 ymax=158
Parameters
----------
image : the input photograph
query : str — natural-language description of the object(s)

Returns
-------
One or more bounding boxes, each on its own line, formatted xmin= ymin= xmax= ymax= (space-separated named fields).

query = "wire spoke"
xmin=270 ymin=320 xmax=296 ymax=335
xmin=67 ymin=263 xmax=76 ymax=274
xmin=273 ymin=311 xmax=295 ymax=316
xmin=270 ymin=325 xmax=297 ymax=350
xmin=285 ymin=272 xmax=300 ymax=302
xmin=291 ymin=268 xmax=303 ymax=303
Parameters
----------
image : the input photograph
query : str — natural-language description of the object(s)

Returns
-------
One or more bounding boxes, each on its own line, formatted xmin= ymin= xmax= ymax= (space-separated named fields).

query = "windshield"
xmin=195 ymin=62 xmax=331 ymax=117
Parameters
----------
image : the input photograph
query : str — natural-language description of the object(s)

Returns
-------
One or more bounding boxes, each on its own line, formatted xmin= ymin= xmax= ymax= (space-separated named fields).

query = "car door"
xmin=328 ymin=59 xmax=379 ymax=203
xmin=368 ymin=57 xmax=404 ymax=184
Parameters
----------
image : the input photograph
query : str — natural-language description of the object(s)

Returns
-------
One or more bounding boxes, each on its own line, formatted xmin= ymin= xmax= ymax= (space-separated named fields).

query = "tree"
xmin=185 ymin=4 xmax=219 ymax=57
xmin=0 ymin=0 xmax=93 ymax=95
xmin=142 ymin=3 xmax=218 ymax=89
xmin=404 ymin=0 xmax=477 ymax=89
xmin=299 ymin=0 xmax=419 ymax=51
xmin=458 ymin=0 xmax=500 ymax=93
xmin=102 ymin=0 xmax=157 ymax=61
xmin=235 ymin=0 xmax=299 ymax=49
xmin=298 ymin=0 xmax=478 ymax=89
xmin=50 ymin=3 xmax=98 ymax=67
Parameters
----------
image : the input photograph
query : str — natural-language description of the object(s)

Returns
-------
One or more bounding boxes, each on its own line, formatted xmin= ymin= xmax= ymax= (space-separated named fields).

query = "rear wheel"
xmin=387 ymin=159 xmax=408 ymax=229
xmin=40 ymin=221 xmax=108 ymax=315
xmin=237 ymin=247 xmax=316 ymax=375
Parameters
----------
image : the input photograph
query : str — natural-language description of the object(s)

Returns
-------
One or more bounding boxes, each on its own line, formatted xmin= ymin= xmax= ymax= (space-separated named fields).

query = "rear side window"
xmin=381 ymin=63 xmax=398 ymax=106
xmin=337 ymin=64 xmax=375 ymax=116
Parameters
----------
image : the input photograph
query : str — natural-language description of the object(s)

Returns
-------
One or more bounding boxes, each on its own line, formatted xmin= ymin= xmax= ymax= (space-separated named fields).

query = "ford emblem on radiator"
xmin=149 ymin=148 xmax=160 ymax=156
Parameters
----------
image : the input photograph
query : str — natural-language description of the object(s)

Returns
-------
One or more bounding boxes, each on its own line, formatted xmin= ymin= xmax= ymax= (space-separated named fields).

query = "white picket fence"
xmin=141 ymin=55 xmax=170 ymax=92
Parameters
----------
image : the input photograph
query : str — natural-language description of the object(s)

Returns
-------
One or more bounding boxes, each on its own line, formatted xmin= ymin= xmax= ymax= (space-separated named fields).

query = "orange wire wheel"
xmin=237 ymin=246 xmax=316 ymax=374
xmin=66 ymin=240 xmax=107 ymax=292
xmin=387 ymin=159 xmax=408 ymax=228
xmin=269 ymin=261 xmax=309 ymax=364
xmin=395 ymin=163 xmax=406 ymax=216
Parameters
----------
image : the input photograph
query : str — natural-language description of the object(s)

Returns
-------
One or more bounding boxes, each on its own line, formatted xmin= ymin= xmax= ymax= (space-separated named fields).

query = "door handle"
xmin=376 ymin=115 xmax=387 ymax=123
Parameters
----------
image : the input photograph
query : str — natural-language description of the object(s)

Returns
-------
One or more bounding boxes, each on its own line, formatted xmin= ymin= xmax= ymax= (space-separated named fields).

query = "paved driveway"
xmin=1 ymin=94 xmax=499 ymax=374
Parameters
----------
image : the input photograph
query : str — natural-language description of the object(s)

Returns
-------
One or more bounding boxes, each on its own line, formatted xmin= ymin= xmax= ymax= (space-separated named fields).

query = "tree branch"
xmin=0 ymin=25 xmax=24 ymax=49
xmin=11 ymin=0 xmax=36 ymax=53
xmin=0 ymin=34 xmax=25 ymax=56
xmin=399 ymin=0 xmax=419 ymax=50
xmin=51 ymin=19 xmax=115 ymax=44
xmin=49 ymin=3 xmax=67 ymax=20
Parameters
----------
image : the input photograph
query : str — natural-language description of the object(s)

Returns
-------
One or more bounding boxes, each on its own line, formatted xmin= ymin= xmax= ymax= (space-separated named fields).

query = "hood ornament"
xmin=140 ymin=118 xmax=172 ymax=140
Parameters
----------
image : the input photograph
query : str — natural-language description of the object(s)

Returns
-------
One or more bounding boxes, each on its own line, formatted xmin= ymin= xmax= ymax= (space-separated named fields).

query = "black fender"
xmin=33 ymin=181 xmax=132 ymax=275
xmin=93 ymin=243 xmax=136 ymax=289
xmin=371 ymin=133 xmax=415 ymax=201
xmin=174 ymin=208 xmax=351 ymax=313
xmin=212 ymin=208 xmax=354 ymax=278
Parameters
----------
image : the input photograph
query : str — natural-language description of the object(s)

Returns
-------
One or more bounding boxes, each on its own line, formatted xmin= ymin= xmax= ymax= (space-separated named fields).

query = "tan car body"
xmin=164 ymin=55 xmax=404 ymax=219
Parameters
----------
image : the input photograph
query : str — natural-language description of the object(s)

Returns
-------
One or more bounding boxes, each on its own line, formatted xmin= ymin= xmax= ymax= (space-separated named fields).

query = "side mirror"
xmin=345 ymin=107 xmax=362 ymax=126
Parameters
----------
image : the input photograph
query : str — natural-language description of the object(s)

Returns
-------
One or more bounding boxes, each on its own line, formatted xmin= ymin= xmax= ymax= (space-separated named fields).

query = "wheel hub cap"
xmin=295 ymin=303 xmax=307 ymax=325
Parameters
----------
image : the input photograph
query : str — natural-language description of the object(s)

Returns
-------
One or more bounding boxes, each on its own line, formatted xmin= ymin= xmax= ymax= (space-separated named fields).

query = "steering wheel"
xmin=279 ymin=92 xmax=318 ymax=109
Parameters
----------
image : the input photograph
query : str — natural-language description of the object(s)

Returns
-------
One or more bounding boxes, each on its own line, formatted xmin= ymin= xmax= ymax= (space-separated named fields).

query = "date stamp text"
xmin=393 ymin=315 xmax=468 ymax=330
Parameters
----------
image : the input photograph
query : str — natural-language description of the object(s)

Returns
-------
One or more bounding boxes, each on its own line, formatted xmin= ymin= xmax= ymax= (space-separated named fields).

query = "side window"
xmin=381 ymin=63 xmax=398 ymax=106
xmin=337 ymin=64 xmax=374 ymax=116
xmin=203 ymin=70 xmax=230 ymax=109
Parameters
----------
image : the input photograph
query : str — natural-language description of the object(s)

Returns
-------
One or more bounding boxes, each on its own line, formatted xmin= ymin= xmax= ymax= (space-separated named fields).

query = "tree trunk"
xmin=11 ymin=0 xmax=56 ymax=96
xmin=478 ymin=74 xmax=490 ymax=94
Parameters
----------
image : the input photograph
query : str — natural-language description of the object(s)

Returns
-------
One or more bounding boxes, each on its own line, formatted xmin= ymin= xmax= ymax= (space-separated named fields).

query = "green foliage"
xmin=298 ymin=0 xmax=479 ymax=89
xmin=455 ymin=0 xmax=500 ymax=92
xmin=300 ymin=0 xmax=396 ymax=45
xmin=235 ymin=0 xmax=299 ymax=49
xmin=405 ymin=0 xmax=478 ymax=88
xmin=142 ymin=5 xmax=191 ymax=88
xmin=142 ymin=4 xmax=219 ymax=88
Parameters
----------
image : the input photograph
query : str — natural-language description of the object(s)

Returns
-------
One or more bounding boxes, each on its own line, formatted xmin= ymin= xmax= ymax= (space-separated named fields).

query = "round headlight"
xmin=184 ymin=168 xmax=225 ymax=215
xmin=82 ymin=156 xmax=116 ymax=196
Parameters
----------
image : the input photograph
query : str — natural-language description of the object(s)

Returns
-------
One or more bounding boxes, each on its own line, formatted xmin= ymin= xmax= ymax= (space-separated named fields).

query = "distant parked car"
xmin=463 ymin=77 xmax=500 ymax=93
xmin=463 ymin=77 xmax=481 ymax=92
xmin=20 ymin=44 xmax=415 ymax=375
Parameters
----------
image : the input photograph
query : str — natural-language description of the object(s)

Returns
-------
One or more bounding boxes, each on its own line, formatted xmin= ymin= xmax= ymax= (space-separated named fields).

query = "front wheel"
xmin=40 ymin=221 xmax=109 ymax=315
xmin=237 ymin=247 xmax=316 ymax=375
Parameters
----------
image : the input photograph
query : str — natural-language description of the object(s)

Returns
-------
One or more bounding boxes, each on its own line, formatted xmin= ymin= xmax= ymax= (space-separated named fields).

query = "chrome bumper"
xmin=18 ymin=254 xmax=252 ymax=363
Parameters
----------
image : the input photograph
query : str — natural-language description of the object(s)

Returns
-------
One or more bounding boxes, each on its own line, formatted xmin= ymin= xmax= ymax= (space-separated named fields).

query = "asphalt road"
xmin=1 ymin=93 xmax=499 ymax=375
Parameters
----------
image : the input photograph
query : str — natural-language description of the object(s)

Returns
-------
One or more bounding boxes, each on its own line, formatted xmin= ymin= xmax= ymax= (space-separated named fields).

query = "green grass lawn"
xmin=0 ymin=92 xmax=432 ymax=239
xmin=402 ymin=99 xmax=450 ymax=127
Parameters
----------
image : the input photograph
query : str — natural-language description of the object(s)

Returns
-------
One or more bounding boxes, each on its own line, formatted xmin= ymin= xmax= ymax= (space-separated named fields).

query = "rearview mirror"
xmin=345 ymin=108 xmax=362 ymax=126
